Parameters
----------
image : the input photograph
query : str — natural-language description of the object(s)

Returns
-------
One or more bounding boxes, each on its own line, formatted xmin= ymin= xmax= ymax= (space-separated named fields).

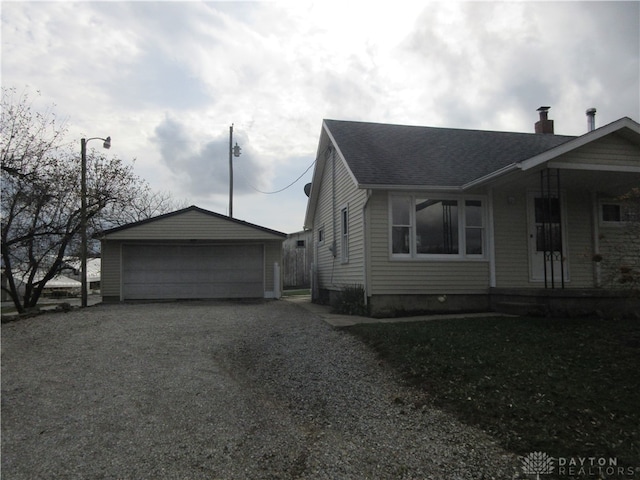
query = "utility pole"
xmin=80 ymin=136 xmax=110 ymax=307
xmin=229 ymin=124 xmax=234 ymax=217
xmin=228 ymin=124 xmax=241 ymax=218
xmin=80 ymin=138 xmax=87 ymax=307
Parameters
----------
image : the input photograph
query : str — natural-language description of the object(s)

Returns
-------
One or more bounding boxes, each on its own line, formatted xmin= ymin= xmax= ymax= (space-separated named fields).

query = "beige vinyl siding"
xmin=367 ymin=191 xmax=489 ymax=295
xmin=492 ymin=185 xmax=530 ymax=288
xmin=312 ymin=148 xmax=366 ymax=290
xmin=100 ymin=240 xmax=121 ymax=298
xmin=103 ymin=210 xmax=283 ymax=241
xmin=564 ymin=189 xmax=595 ymax=286
xmin=558 ymin=134 xmax=640 ymax=167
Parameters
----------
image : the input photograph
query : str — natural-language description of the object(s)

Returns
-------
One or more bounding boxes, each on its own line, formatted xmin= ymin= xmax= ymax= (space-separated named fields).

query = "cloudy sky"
xmin=2 ymin=1 xmax=638 ymax=233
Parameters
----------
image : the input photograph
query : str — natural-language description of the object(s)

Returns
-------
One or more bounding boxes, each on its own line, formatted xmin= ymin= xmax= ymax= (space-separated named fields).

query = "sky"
xmin=2 ymin=1 xmax=639 ymax=234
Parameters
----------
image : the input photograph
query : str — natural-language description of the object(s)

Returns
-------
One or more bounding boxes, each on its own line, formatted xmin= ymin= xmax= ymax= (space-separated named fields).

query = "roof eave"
xmin=358 ymin=184 xmax=465 ymax=192
xmin=303 ymin=123 xmax=331 ymax=230
xmin=303 ymin=120 xmax=361 ymax=230
xmin=461 ymin=163 xmax=520 ymax=190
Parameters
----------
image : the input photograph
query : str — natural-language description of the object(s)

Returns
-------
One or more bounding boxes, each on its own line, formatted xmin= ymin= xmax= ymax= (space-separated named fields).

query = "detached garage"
xmin=99 ymin=206 xmax=286 ymax=302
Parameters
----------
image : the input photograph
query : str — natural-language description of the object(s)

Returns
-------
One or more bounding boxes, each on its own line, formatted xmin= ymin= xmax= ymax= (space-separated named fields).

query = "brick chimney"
xmin=535 ymin=106 xmax=554 ymax=134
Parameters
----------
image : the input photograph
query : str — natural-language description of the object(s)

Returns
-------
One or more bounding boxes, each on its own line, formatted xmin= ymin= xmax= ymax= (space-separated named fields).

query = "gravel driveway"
xmin=2 ymin=300 xmax=521 ymax=479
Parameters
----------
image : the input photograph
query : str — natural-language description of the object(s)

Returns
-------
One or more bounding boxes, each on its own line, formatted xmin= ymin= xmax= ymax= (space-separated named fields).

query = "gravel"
xmin=1 ymin=300 xmax=523 ymax=479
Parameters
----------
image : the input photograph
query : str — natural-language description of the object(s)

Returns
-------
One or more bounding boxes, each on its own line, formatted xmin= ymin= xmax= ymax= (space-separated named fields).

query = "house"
xmin=42 ymin=274 xmax=81 ymax=297
xmin=303 ymin=109 xmax=640 ymax=317
xmin=62 ymin=257 xmax=101 ymax=293
xmin=282 ymin=230 xmax=314 ymax=289
xmin=98 ymin=206 xmax=286 ymax=302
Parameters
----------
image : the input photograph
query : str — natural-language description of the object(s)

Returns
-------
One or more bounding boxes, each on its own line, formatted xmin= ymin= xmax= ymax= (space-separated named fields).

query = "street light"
xmin=228 ymin=124 xmax=241 ymax=218
xmin=80 ymin=136 xmax=111 ymax=307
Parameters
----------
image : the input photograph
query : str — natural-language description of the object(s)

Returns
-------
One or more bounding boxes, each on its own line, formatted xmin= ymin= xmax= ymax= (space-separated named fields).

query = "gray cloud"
xmin=152 ymin=117 xmax=267 ymax=198
xmin=399 ymin=2 xmax=639 ymax=133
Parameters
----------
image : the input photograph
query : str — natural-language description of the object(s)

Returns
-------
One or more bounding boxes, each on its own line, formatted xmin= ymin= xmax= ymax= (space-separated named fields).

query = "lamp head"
xmin=103 ymin=136 xmax=111 ymax=149
xmin=232 ymin=142 xmax=241 ymax=157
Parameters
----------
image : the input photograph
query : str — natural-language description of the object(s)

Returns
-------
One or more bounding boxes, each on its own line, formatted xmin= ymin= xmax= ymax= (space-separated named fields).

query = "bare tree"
xmin=99 ymin=186 xmax=189 ymax=228
xmin=599 ymin=187 xmax=640 ymax=294
xmin=1 ymin=87 xmax=144 ymax=312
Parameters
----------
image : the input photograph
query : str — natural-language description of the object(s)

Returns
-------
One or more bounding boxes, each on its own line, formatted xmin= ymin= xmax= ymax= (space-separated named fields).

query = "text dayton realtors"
xmin=557 ymin=456 xmax=637 ymax=477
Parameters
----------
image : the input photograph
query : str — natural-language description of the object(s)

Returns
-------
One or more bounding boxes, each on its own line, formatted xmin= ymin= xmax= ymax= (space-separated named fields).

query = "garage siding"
xmin=102 ymin=209 xmax=279 ymax=241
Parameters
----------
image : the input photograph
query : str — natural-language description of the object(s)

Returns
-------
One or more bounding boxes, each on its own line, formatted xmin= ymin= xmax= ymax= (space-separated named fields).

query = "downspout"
xmin=362 ymin=189 xmax=372 ymax=305
xmin=591 ymin=191 xmax=602 ymax=287
xmin=331 ymin=145 xmax=337 ymax=258
xmin=487 ymin=187 xmax=497 ymax=288
xmin=329 ymin=145 xmax=337 ymax=288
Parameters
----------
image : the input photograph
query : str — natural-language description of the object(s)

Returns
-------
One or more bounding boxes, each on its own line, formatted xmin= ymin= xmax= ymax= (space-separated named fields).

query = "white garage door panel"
xmin=122 ymin=244 xmax=263 ymax=299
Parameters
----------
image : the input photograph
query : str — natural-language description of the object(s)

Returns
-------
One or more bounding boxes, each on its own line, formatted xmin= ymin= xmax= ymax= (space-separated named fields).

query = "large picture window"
xmin=390 ymin=195 xmax=485 ymax=258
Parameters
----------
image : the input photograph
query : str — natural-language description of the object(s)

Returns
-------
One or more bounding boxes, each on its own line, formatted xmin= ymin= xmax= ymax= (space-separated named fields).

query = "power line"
xmin=242 ymin=158 xmax=316 ymax=195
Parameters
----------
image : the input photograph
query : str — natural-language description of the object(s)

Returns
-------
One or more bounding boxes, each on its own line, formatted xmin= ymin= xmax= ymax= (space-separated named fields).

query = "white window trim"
xmin=317 ymin=226 xmax=325 ymax=245
xmin=388 ymin=193 xmax=488 ymax=261
xmin=340 ymin=205 xmax=349 ymax=263
xmin=598 ymin=200 xmax=632 ymax=227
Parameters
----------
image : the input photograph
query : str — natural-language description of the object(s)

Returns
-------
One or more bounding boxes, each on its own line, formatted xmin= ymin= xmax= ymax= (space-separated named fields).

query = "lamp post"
xmin=228 ymin=124 xmax=242 ymax=218
xmin=80 ymin=136 xmax=111 ymax=307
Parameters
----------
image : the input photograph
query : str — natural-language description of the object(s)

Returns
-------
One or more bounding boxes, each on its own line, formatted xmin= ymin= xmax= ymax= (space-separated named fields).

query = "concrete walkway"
xmin=282 ymin=295 xmax=508 ymax=327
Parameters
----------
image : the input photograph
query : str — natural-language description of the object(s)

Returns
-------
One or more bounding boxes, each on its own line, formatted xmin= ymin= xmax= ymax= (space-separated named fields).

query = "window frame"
xmin=390 ymin=196 xmax=413 ymax=258
xmin=340 ymin=205 xmax=349 ymax=263
xmin=388 ymin=193 xmax=487 ymax=261
xmin=599 ymin=200 xmax=633 ymax=227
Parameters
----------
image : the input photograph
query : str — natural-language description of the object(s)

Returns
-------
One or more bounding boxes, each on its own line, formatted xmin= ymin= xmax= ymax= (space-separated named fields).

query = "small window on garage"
xmin=296 ymin=240 xmax=305 ymax=248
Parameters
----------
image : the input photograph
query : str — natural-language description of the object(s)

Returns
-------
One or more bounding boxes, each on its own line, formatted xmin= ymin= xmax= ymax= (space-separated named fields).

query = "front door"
xmin=527 ymin=192 xmax=569 ymax=284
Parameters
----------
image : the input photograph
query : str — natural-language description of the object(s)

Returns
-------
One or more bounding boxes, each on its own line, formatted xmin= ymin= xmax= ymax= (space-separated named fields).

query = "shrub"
xmin=332 ymin=284 xmax=368 ymax=316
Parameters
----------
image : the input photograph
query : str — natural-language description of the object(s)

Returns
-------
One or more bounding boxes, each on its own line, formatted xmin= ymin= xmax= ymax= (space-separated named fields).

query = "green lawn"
xmin=345 ymin=316 xmax=640 ymax=471
xmin=282 ymin=288 xmax=311 ymax=296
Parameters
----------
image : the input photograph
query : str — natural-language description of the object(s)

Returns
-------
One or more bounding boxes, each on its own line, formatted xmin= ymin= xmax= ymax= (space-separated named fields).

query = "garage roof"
xmin=98 ymin=206 xmax=287 ymax=241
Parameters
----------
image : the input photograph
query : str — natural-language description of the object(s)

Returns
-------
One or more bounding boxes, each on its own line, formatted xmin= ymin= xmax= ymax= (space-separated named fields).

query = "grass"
xmin=282 ymin=288 xmax=311 ymax=297
xmin=344 ymin=316 xmax=640 ymax=470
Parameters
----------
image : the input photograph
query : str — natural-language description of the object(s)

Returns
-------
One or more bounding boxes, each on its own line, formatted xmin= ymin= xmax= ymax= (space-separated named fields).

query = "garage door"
xmin=122 ymin=244 xmax=264 ymax=299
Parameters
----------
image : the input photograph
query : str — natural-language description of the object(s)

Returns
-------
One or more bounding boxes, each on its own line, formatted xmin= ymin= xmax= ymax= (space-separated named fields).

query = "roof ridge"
xmin=323 ymin=118 xmax=577 ymax=138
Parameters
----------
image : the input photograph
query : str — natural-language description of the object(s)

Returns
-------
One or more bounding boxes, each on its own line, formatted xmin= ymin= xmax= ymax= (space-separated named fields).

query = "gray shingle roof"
xmin=324 ymin=119 xmax=576 ymax=187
